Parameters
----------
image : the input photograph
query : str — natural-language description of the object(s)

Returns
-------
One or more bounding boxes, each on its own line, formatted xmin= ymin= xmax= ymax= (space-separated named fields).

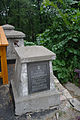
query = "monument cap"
xmin=15 ymin=46 xmax=56 ymax=63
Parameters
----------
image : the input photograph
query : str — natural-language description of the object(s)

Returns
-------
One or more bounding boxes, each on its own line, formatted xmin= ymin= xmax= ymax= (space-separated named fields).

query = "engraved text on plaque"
xmin=27 ymin=61 xmax=50 ymax=94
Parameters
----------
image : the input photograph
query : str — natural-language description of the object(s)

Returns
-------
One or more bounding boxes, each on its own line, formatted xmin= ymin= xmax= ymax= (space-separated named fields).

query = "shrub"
xmin=36 ymin=0 xmax=80 ymax=84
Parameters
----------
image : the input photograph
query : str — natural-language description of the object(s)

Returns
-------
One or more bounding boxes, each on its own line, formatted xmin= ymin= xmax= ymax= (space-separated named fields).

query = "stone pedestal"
xmin=2 ymin=24 xmax=25 ymax=60
xmin=11 ymin=46 xmax=60 ymax=115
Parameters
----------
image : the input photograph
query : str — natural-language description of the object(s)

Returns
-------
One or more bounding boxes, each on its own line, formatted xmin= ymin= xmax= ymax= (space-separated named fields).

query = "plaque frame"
xmin=27 ymin=61 xmax=50 ymax=94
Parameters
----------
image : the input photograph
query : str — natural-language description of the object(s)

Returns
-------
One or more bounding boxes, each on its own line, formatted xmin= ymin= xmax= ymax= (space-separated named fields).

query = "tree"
xmin=0 ymin=0 xmax=53 ymax=42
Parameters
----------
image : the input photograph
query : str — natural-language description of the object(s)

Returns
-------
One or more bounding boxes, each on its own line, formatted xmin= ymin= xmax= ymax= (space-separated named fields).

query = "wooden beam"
xmin=0 ymin=72 xmax=2 ymax=78
xmin=0 ymin=26 xmax=8 ymax=84
xmin=1 ymin=47 xmax=8 ymax=84
xmin=0 ymin=26 xmax=9 ymax=46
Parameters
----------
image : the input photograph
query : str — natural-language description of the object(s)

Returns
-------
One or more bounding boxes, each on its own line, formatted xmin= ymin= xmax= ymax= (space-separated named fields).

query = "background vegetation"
xmin=0 ymin=0 xmax=80 ymax=85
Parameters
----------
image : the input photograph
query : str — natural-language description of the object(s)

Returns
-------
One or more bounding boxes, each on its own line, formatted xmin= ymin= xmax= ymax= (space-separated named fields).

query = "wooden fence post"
xmin=0 ymin=26 xmax=9 ymax=84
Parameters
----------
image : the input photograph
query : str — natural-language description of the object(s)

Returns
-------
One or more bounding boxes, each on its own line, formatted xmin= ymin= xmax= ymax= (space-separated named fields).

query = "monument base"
xmin=11 ymin=79 xmax=60 ymax=115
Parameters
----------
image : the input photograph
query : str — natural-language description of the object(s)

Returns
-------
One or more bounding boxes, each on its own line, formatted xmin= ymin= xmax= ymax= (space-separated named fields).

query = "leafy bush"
xmin=24 ymin=41 xmax=36 ymax=46
xmin=36 ymin=0 xmax=80 ymax=84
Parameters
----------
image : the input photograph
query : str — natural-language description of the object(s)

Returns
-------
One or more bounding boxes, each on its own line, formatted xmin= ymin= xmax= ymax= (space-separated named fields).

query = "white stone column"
xmin=20 ymin=64 xmax=28 ymax=96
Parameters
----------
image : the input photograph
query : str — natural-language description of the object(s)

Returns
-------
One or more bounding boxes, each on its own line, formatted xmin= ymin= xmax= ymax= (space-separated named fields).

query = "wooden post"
xmin=0 ymin=26 xmax=9 ymax=85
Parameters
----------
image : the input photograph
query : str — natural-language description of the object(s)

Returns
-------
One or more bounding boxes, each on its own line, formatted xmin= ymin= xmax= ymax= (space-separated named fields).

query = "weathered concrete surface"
xmin=2 ymin=24 xmax=25 ymax=39
xmin=15 ymin=46 xmax=56 ymax=63
xmin=7 ymin=64 xmax=15 ymax=83
xmin=11 ymin=79 xmax=60 ymax=115
xmin=2 ymin=24 xmax=25 ymax=60
xmin=64 ymin=82 xmax=80 ymax=98
xmin=59 ymin=100 xmax=80 ymax=120
xmin=64 ymin=82 xmax=80 ymax=112
xmin=2 ymin=24 xmax=15 ymax=30
xmin=12 ymin=46 xmax=60 ymax=115
xmin=14 ymin=60 xmax=55 ymax=97
xmin=69 ymin=98 xmax=80 ymax=112
xmin=0 ymin=85 xmax=15 ymax=120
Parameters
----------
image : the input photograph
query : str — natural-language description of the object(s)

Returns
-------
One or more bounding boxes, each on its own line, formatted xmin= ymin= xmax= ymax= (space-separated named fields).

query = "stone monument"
xmin=11 ymin=46 xmax=60 ymax=115
xmin=2 ymin=24 xmax=25 ymax=60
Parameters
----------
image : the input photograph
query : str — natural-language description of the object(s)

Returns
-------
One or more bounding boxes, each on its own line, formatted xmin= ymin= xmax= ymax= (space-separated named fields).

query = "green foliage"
xmin=53 ymin=60 xmax=69 ymax=83
xmin=24 ymin=41 xmax=36 ymax=46
xmin=0 ymin=0 xmax=52 ymax=42
xmin=37 ymin=0 xmax=80 ymax=84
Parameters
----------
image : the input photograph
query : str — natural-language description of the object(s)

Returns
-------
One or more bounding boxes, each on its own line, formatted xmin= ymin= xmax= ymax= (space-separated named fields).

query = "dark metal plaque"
xmin=27 ymin=61 xmax=50 ymax=94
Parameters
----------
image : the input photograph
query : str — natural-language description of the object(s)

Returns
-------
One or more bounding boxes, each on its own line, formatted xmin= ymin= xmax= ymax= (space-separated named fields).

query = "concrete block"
xmin=11 ymin=80 xmax=60 ymax=115
xmin=15 ymin=46 xmax=56 ymax=63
